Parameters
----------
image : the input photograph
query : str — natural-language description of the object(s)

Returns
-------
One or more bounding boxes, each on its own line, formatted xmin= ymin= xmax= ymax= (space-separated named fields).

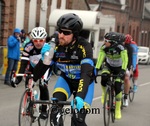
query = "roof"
xmin=49 ymin=9 xmax=103 ymax=30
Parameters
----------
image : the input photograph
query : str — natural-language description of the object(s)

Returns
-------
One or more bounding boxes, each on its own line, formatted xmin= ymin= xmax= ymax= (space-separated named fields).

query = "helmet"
xmin=125 ymin=34 xmax=132 ymax=44
xmin=21 ymin=29 xmax=25 ymax=34
xmin=104 ymin=32 xmax=119 ymax=43
xmin=14 ymin=28 xmax=21 ymax=33
xmin=118 ymin=34 xmax=126 ymax=43
xmin=30 ymin=27 xmax=47 ymax=39
xmin=57 ymin=13 xmax=83 ymax=37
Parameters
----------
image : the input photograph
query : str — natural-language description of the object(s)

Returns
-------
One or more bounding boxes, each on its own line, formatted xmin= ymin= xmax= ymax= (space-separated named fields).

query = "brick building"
xmin=1 ymin=0 xmax=150 ymax=46
xmin=88 ymin=0 xmax=150 ymax=47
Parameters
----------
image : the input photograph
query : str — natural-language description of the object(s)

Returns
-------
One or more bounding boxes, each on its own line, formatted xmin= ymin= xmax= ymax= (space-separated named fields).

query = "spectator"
xmin=4 ymin=28 xmax=21 ymax=85
xmin=22 ymin=32 xmax=31 ymax=48
xmin=20 ymin=29 xmax=26 ymax=46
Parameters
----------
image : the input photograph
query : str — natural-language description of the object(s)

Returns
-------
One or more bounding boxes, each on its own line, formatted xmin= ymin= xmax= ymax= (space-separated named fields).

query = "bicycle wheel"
xmin=18 ymin=90 xmax=34 ymax=126
xmin=110 ymin=92 xmax=115 ymax=123
xmin=38 ymin=105 xmax=49 ymax=126
xmin=129 ymin=77 xmax=135 ymax=102
xmin=103 ymin=87 xmax=111 ymax=126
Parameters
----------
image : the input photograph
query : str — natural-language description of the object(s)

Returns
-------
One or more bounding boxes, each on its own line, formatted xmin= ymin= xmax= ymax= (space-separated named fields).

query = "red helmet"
xmin=125 ymin=34 xmax=132 ymax=44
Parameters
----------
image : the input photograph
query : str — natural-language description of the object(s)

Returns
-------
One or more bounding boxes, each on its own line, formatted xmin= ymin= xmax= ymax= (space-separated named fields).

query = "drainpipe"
xmin=84 ymin=0 xmax=91 ymax=10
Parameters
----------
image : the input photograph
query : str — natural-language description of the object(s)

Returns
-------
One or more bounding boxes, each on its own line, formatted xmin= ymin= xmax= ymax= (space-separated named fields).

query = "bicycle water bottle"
xmin=34 ymin=90 xmax=39 ymax=100
xmin=43 ymin=37 xmax=56 ymax=65
xmin=33 ymin=90 xmax=39 ymax=117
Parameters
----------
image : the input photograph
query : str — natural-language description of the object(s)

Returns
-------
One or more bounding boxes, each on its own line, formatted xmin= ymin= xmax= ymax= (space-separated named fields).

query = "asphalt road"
xmin=0 ymin=64 xmax=150 ymax=126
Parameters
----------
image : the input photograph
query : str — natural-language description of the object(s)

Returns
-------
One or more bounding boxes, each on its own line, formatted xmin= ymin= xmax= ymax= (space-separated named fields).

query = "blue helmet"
xmin=14 ymin=28 xmax=21 ymax=33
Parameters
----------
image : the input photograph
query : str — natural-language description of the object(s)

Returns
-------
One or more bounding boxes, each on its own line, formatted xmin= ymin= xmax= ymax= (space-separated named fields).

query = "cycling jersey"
xmin=18 ymin=41 xmax=42 ymax=73
xmin=96 ymin=44 xmax=128 ymax=70
xmin=34 ymin=37 xmax=95 ymax=100
xmin=130 ymin=41 xmax=138 ymax=70
xmin=124 ymin=44 xmax=133 ymax=70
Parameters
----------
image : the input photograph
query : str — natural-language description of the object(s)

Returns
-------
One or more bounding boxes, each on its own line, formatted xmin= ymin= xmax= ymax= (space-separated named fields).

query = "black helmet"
xmin=104 ymin=32 xmax=125 ymax=44
xmin=118 ymin=34 xmax=126 ymax=43
xmin=57 ymin=13 xmax=83 ymax=37
xmin=104 ymin=32 xmax=119 ymax=42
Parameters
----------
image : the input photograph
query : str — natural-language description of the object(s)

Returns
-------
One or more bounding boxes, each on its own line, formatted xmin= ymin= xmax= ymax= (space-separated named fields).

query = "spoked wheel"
xmin=110 ymin=94 xmax=115 ymax=123
xmin=18 ymin=90 xmax=34 ymax=126
xmin=103 ymin=88 xmax=111 ymax=126
xmin=38 ymin=105 xmax=49 ymax=126
xmin=129 ymin=77 xmax=135 ymax=102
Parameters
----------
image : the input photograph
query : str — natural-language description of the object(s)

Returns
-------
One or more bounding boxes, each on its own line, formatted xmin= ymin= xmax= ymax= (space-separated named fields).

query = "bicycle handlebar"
xmin=14 ymin=73 xmax=34 ymax=77
xmin=33 ymin=99 xmax=71 ymax=105
xmin=97 ymin=74 xmax=119 ymax=78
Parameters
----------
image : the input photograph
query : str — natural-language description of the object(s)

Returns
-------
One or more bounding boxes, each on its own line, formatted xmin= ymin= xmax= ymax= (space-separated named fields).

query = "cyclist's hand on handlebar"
xmin=41 ymin=43 xmax=51 ymax=60
xmin=118 ymin=69 xmax=126 ymax=79
xmin=71 ymin=96 xmax=84 ymax=111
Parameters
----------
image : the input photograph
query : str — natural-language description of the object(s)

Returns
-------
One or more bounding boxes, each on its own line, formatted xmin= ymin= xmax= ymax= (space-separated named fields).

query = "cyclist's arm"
xmin=76 ymin=42 xmax=94 ymax=99
xmin=96 ymin=46 xmax=106 ymax=69
xmin=121 ymin=49 xmax=128 ymax=70
xmin=33 ymin=59 xmax=52 ymax=81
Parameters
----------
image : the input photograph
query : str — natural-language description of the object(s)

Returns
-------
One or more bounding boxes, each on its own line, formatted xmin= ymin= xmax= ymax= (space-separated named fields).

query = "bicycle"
xmin=26 ymin=96 xmax=78 ymax=126
xmin=12 ymin=71 xmax=49 ymax=126
xmin=98 ymin=74 xmax=119 ymax=126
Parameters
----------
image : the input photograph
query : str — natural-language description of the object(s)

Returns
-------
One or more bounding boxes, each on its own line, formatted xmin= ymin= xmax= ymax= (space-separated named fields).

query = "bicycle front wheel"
xmin=18 ymin=90 xmax=33 ymax=126
xmin=103 ymin=87 xmax=111 ymax=126
xmin=129 ymin=77 xmax=135 ymax=102
xmin=110 ymin=92 xmax=115 ymax=123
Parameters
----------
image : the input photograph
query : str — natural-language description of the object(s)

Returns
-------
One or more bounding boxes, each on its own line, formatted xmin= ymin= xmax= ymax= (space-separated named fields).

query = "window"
xmin=99 ymin=29 xmax=105 ymax=41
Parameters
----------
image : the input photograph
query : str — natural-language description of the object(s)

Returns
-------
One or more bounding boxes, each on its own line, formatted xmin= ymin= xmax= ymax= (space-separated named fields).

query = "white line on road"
xmin=139 ymin=82 xmax=150 ymax=86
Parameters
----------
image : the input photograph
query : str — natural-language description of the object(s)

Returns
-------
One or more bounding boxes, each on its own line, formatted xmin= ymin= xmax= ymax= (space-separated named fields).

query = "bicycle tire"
xmin=110 ymin=91 xmax=115 ymax=123
xmin=18 ymin=90 xmax=34 ymax=126
xmin=103 ymin=87 xmax=111 ymax=126
xmin=38 ymin=105 xmax=49 ymax=126
xmin=129 ymin=77 xmax=135 ymax=102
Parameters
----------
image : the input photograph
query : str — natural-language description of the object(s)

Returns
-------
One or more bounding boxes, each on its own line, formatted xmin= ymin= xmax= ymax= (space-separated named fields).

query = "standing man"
xmin=4 ymin=28 xmax=21 ymax=85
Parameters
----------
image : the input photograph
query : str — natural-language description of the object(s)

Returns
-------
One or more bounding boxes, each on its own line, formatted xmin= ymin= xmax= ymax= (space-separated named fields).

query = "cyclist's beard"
xmin=59 ymin=38 xmax=75 ymax=47
xmin=59 ymin=38 xmax=70 ymax=46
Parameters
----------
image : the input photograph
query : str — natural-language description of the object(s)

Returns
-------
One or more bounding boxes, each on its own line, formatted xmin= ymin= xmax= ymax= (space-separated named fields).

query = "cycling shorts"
xmin=133 ymin=64 xmax=139 ymax=78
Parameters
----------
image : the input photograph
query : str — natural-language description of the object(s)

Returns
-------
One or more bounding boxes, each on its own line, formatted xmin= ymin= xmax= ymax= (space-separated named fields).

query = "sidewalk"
xmin=0 ymin=74 xmax=4 ymax=81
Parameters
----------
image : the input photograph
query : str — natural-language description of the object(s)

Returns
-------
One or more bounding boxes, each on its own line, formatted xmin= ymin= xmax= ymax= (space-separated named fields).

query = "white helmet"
xmin=31 ymin=27 xmax=47 ymax=39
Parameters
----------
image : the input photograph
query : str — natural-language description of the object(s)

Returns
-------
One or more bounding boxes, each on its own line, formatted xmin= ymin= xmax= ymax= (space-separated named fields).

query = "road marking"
xmin=93 ymin=82 xmax=150 ymax=101
xmin=139 ymin=82 xmax=150 ymax=86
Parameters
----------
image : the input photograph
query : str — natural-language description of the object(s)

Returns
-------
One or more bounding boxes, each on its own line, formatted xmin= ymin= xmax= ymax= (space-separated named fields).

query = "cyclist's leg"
xmin=123 ymin=69 xmax=130 ymax=107
xmin=133 ymin=64 xmax=139 ymax=92
xmin=39 ymin=83 xmax=49 ymax=119
xmin=114 ymin=78 xmax=123 ymax=119
xmin=72 ymin=81 xmax=94 ymax=126
xmin=50 ymin=76 xmax=71 ymax=125
xmin=38 ymin=68 xmax=51 ymax=119
xmin=4 ymin=58 xmax=15 ymax=84
xmin=101 ymin=65 xmax=111 ymax=104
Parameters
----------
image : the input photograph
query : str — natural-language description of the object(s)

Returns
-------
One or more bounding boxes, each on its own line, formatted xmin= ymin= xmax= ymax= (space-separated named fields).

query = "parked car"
xmin=138 ymin=46 xmax=150 ymax=65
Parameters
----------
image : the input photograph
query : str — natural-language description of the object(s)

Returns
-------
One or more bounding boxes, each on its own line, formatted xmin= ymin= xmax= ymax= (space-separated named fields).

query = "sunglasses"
xmin=104 ymin=39 xmax=112 ymax=43
xmin=33 ymin=39 xmax=45 ymax=43
xmin=58 ymin=29 xmax=72 ymax=35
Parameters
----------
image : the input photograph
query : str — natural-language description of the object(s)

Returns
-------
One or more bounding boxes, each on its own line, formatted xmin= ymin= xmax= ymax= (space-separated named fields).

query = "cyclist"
xmin=13 ymin=27 xmax=50 ymax=119
xmin=33 ymin=13 xmax=95 ymax=126
xmin=123 ymin=35 xmax=133 ymax=107
xmin=96 ymin=32 xmax=128 ymax=119
xmin=125 ymin=34 xmax=139 ymax=92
